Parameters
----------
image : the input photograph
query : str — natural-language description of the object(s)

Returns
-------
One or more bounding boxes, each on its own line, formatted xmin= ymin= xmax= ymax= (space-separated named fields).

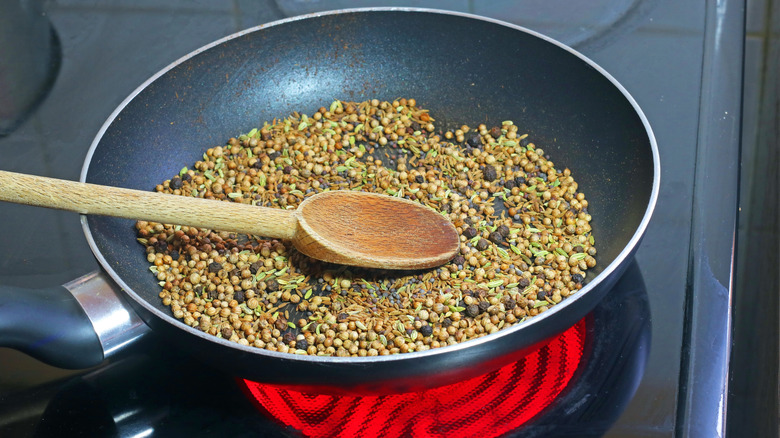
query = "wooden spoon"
xmin=0 ymin=170 xmax=459 ymax=270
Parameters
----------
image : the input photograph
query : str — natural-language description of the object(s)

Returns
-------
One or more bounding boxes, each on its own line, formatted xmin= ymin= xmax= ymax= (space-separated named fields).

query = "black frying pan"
xmin=0 ymin=9 xmax=659 ymax=394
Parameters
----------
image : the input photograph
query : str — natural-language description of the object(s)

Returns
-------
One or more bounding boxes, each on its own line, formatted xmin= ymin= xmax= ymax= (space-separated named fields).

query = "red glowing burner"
xmin=241 ymin=318 xmax=587 ymax=438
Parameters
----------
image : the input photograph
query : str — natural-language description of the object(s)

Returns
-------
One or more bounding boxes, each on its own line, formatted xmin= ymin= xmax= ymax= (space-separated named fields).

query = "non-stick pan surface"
xmin=81 ymin=9 xmax=658 ymax=394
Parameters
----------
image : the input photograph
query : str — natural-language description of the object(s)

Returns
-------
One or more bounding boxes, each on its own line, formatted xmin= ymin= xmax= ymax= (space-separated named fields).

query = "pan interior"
xmin=84 ymin=11 xmax=654 ymax=351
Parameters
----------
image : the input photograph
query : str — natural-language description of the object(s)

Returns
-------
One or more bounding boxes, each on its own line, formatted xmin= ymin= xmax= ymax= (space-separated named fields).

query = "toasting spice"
xmin=136 ymin=98 xmax=596 ymax=357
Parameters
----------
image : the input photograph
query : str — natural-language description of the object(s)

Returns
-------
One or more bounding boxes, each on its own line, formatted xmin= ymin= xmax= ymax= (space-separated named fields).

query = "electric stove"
xmin=0 ymin=1 xmax=743 ymax=437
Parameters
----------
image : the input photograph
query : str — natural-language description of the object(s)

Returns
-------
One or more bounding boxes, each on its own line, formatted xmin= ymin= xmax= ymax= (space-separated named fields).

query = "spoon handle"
xmin=0 ymin=170 xmax=297 ymax=240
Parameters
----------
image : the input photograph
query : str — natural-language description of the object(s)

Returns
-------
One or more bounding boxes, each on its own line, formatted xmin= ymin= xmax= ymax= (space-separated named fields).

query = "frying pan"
xmin=0 ymin=9 xmax=659 ymax=395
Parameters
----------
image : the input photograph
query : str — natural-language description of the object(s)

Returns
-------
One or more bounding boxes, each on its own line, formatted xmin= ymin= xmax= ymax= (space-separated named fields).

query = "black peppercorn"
xmin=466 ymin=134 xmax=481 ymax=148
xmin=475 ymin=239 xmax=490 ymax=251
xmin=295 ymin=338 xmax=309 ymax=350
xmin=466 ymin=304 xmax=480 ymax=318
xmin=154 ymin=240 xmax=168 ymax=253
xmin=420 ymin=325 xmax=433 ymax=337
xmin=208 ymin=262 xmax=222 ymax=273
xmin=169 ymin=176 xmax=183 ymax=190
xmin=265 ymin=279 xmax=279 ymax=292
xmin=572 ymin=273 xmax=584 ymax=283
xmin=518 ymin=277 xmax=530 ymax=288
xmin=452 ymin=255 xmax=466 ymax=267
xmin=463 ymin=227 xmax=478 ymax=239
xmin=483 ymin=165 xmax=498 ymax=182
xmin=489 ymin=126 xmax=502 ymax=139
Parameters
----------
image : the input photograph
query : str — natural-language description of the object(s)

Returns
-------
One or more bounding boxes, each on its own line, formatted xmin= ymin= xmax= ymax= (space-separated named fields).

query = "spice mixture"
xmin=136 ymin=98 xmax=596 ymax=357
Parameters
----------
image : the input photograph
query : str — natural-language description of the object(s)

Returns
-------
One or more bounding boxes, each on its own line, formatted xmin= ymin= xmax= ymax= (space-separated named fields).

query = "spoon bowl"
xmin=294 ymin=190 xmax=459 ymax=269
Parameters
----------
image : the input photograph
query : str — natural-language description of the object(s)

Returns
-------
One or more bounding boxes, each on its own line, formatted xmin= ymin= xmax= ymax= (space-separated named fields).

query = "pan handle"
xmin=0 ymin=272 xmax=151 ymax=369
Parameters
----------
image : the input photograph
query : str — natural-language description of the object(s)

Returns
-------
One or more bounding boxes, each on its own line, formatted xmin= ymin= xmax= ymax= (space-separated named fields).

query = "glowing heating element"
xmin=242 ymin=318 xmax=587 ymax=438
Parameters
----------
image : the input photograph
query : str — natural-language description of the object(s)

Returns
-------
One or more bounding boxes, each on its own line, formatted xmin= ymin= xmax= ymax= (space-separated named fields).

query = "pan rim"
xmin=79 ymin=7 xmax=660 ymax=365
